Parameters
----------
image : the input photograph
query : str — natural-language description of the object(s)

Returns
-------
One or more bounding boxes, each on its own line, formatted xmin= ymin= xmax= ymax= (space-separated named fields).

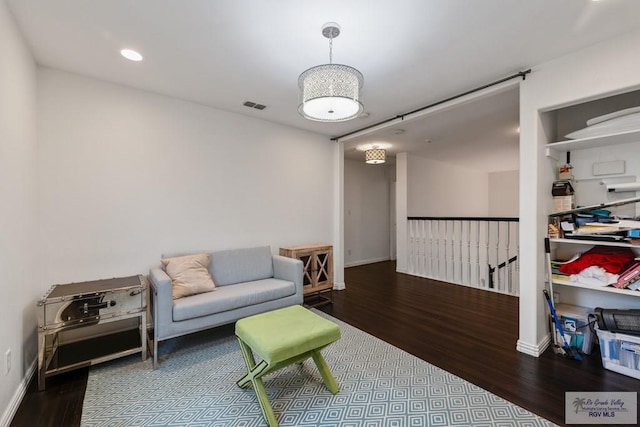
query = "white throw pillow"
xmin=161 ymin=253 xmax=216 ymax=299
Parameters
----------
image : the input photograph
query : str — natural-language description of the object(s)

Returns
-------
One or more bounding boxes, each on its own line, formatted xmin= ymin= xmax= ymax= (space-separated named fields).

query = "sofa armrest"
xmin=149 ymin=267 xmax=174 ymax=340
xmin=273 ymin=255 xmax=304 ymax=302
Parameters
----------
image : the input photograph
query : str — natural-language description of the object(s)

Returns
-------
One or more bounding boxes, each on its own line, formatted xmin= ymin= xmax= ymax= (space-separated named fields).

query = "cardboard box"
xmin=596 ymin=329 xmax=640 ymax=380
xmin=552 ymin=195 xmax=575 ymax=213
xmin=558 ymin=165 xmax=573 ymax=180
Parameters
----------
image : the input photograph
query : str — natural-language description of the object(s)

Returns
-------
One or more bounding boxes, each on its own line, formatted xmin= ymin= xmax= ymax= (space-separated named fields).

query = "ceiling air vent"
xmin=243 ymin=101 xmax=267 ymax=110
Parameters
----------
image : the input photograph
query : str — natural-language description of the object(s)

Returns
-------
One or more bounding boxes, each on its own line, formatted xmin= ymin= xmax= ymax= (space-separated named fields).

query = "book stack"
xmin=614 ymin=260 xmax=640 ymax=291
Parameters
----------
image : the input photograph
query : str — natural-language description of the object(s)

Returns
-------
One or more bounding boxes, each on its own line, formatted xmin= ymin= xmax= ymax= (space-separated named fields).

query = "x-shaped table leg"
xmin=236 ymin=338 xmax=340 ymax=427
xmin=236 ymin=339 xmax=278 ymax=426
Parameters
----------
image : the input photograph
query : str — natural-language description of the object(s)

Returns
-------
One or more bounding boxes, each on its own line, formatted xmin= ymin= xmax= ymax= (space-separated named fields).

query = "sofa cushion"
xmin=161 ymin=253 xmax=216 ymax=299
xmin=172 ymin=278 xmax=295 ymax=321
xmin=210 ymin=246 xmax=274 ymax=286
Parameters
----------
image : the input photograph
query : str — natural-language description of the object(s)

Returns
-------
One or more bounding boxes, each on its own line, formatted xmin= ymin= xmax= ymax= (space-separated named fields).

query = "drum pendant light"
xmin=298 ymin=23 xmax=364 ymax=122
xmin=365 ymin=147 xmax=386 ymax=164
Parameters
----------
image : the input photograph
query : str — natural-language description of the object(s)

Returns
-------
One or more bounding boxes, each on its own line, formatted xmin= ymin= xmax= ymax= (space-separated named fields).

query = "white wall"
xmin=396 ymin=154 xmax=408 ymax=272
xmin=0 ymin=1 xmax=38 ymax=424
xmin=396 ymin=153 xmax=492 ymax=273
xmin=2 ymin=33 xmax=338 ymax=422
xmin=518 ymin=28 xmax=640 ymax=357
xmin=408 ymin=154 xmax=489 ymax=216
xmin=488 ymin=170 xmax=519 ymax=217
xmin=344 ymin=159 xmax=391 ymax=267
xmin=37 ymin=68 xmax=336 ymax=285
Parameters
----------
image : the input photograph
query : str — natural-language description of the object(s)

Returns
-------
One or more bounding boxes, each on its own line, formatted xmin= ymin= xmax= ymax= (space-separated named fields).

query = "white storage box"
xmin=554 ymin=304 xmax=596 ymax=355
xmin=596 ymin=329 xmax=640 ymax=380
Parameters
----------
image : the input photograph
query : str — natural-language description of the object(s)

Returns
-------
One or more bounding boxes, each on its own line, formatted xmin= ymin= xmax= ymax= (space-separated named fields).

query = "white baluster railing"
xmin=407 ymin=217 xmax=519 ymax=296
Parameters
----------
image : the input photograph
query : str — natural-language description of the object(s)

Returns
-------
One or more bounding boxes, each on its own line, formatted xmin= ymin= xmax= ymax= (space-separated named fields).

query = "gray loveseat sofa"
xmin=148 ymin=246 xmax=303 ymax=367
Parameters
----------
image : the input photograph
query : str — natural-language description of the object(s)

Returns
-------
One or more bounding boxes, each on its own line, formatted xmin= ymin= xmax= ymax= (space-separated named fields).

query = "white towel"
xmin=570 ymin=265 xmax=619 ymax=286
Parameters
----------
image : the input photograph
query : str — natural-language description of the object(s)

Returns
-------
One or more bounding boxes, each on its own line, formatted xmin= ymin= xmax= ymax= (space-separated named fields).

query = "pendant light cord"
xmin=328 ymin=33 xmax=333 ymax=64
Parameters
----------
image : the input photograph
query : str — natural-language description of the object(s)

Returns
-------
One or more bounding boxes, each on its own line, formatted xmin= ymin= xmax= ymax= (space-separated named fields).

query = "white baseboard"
xmin=344 ymin=256 xmax=390 ymax=268
xmin=516 ymin=334 xmax=551 ymax=357
xmin=333 ymin=282 xmax=345 ymax=291
xmin=0 ymin=360 xmax=36 ymax=427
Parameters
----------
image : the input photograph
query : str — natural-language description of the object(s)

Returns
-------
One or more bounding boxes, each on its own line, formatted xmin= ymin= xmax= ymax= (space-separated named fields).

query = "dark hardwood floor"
xmin=11 ymin=261 xmax=639 ymax=426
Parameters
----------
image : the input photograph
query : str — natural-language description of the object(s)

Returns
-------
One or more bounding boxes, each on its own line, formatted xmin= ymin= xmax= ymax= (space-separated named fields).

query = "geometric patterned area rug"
xmin=82 ymin=311 xmax=557 ymax=427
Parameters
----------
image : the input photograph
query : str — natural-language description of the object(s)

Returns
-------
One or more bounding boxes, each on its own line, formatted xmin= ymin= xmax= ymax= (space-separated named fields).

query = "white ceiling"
xmin=8 ymin=0 xmax=640 ymax=171
xmin=344 ymin=85 xmax=520 ymax=171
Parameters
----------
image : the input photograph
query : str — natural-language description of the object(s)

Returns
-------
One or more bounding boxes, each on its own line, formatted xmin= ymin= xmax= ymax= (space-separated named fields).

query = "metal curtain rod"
xmin=330 ymin=69 xmax=532 ymax=142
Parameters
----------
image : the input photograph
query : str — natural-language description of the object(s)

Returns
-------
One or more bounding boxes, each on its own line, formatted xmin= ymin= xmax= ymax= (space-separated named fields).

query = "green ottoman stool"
xmin=235 ymin=305 xmax=341 ymax=427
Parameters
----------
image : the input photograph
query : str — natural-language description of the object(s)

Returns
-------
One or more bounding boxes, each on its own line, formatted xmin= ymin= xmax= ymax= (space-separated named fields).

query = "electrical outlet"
xmin=4 ymin=349 xmax=10 ymax=375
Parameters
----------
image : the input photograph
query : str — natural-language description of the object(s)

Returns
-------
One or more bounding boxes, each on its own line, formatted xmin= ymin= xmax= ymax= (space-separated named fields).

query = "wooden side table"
xmin=280 ymin=244 xmax=333 ymax=307
xmin=36 ymin=275 xmax=147 ymax=390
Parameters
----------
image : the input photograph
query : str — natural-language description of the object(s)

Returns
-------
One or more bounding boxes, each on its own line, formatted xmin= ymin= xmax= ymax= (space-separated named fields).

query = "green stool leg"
xmin=311 ymin=350 xmax=339 ymax=394
xmin=237 ymin=339 xmax=279 ymax=427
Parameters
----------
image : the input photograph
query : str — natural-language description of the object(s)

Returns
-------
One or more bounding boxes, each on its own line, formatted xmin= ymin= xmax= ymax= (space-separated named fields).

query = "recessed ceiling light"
xmin=120 ymin=49 xmax=143 ymax=61
xmin=359 ymin=112 xmax=371 ymax=119
xmin=393 ymin=129 xmax=406 ymax=135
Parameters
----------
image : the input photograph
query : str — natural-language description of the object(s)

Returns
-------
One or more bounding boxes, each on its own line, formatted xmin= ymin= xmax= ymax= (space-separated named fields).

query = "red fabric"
xmin=558 ymin=246 xmax=636 ymax=275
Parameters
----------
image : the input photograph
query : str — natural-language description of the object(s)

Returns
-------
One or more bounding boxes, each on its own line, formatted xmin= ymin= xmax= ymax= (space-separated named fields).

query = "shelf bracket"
xmin=545 ymin=146 xmax=560 ymax=161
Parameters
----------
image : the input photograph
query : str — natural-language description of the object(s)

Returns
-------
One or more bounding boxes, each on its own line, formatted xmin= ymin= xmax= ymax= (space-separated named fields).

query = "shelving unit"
xmin=549 ymin=237 xmax=640 ymax=297
xmin=549 ymin=237 xmax=640 ymax=248
xmin=548 ymin=197 xmax=640 ymax=218
xmin=548 ymin=222 xmax=640 ymax=298
xmin=545 ymin=128 xmax=640 ymax=159
xmin=543 ymin=92 xmax=640 ymax=309
xmin=550 ymin=276 xmax=640 ymax=297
